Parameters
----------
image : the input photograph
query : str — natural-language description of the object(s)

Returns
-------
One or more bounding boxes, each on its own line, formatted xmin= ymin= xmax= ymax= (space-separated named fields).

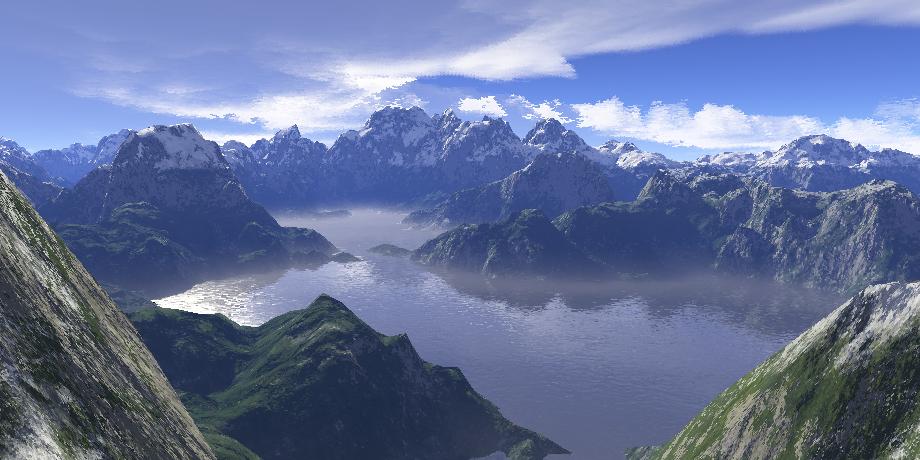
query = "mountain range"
xmin=4 ymin=108 xmax=920 ymax=222
xmin=413 ymin=170 xmax=920 ymax=294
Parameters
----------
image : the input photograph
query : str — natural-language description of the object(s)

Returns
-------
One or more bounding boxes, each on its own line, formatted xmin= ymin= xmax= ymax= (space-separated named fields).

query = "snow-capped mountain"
xmin=695 ymin=134 xmax=920 ymax=194
xmin=224 ymin=124 xmax=329 ymax=207
xmin=0 ymin=137 xmax=62 ymax=206
xmin=227 ymin=107 xmax=541 ymax=207
xmin=42 ymin=123 xmax=336 ymax=295
xmin=31 ymin=129 xmax=132 ymax=185
xmin=524 ymin=118 xmax=592 ymax=154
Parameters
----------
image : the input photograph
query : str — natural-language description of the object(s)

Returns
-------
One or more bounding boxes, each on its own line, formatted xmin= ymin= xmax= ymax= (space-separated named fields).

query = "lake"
xmin=155 ymin=209 xmax=842 ymax=459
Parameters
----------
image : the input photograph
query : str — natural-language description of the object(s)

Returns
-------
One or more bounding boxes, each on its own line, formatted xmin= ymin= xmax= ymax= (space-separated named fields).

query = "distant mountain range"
xmin=414 ymin=170 xmax=920 ymax=294
xmin=3 ymin=108 xmax=920 ymax=219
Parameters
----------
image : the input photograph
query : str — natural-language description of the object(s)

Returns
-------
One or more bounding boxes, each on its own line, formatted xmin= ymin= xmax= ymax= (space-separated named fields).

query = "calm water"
xmin=155 ymin=209 xmax=842 ymax=459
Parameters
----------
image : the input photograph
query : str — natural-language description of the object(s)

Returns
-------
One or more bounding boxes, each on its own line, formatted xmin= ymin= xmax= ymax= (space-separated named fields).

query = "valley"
xmin=156 ymin=209 xmax=843 ymax=458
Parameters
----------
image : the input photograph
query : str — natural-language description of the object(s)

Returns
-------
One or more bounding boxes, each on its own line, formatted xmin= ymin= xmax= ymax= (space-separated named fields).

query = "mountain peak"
xmin=765 ymin=134 xmax=869 ymax=167
xmin=524 ymin=118 xmax=589 ymax=154
xmin=122 ymin=123 xmax=225 ymax=171
xmin=272 ymin=125 xmax=302 ymax=142
xmin=598 ymin=139 xmax=641 ymax=155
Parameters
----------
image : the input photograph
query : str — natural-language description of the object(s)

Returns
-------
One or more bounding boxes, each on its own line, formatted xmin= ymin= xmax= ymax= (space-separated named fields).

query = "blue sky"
xmin=2 ymin=0 xmax=919 ymax=160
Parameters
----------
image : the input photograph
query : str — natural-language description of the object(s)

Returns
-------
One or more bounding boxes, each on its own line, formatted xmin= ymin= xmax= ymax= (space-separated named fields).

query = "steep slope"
xmin=40 ymin=124 xmax=337 ymax=295
xmin=642 ymin=281 xmax=920 ymax=459
xmin=405 ymin=151 xmax=615 ymax=226
xmin=412 ymin=209 xmax=601 ymax=277
xmin=31 ymin=129 xmax=132 ymax=185
xmin=0 ymin=137 xmax=62 ymax=206
xmin=0 ymin=171 xmax=213 ymax=458
xmin=130 ymin=295 xmax=568 ymax=460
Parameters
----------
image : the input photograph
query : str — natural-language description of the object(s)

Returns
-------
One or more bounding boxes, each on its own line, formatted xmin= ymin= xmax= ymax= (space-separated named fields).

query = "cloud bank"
xmin=572 ymin=97 xmax=920 ymax=153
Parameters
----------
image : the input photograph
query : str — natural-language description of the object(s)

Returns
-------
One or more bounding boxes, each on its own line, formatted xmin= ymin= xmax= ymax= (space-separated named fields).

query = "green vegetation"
xmin=130 ymin=295 xmax=567 ymax=460
xmin=641 ymin=283 xmax=920 ymax=459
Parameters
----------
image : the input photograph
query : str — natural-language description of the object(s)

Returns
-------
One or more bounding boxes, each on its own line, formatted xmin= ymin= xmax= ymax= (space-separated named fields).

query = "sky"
xmin=1 ymin=0 xmax=920 ymax=160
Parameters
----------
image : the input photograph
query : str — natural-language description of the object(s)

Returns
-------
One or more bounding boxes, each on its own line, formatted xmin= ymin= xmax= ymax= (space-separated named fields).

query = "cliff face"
xmin=0 ymin=171 xmax=213 ymax=459
xmin=130 ymin=295 xmax=568 ymax=460
xmin=643 ymin=281 xmax=920 ymax=460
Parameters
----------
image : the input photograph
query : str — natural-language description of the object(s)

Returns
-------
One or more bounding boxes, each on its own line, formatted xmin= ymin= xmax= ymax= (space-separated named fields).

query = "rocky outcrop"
xmin=641 ymin=281 xmax=920 ymax=459
xmin=130 ymin=295 xmax=568 ymax=460
xmin=0 ymin=170 xmax=213 ymax=459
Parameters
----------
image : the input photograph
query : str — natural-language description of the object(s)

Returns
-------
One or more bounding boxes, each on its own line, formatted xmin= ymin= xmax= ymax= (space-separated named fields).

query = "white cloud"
xmin=573 ymin=96 xmax=920 ymax=153
xmin=507 ymin=95 xmax=573 ymax=123
xmin=199 ymin=130 xmax=272 ymax=147
xmin=457 ymin=96 xmax=508 ymax=117
xmin=11 ymin=0 xmax=920 ymax=141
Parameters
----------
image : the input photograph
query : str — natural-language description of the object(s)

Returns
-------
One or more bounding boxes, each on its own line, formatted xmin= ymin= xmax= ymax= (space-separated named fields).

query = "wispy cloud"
xmin=507 ymin=95 xmax=572 ymax=123
xmin=6 ymin=0 xmax=920 ymax=141
xmin=457 ymin=96 xmax=508 ymax=117
xmin=572 ymin=97 xmax=920 ymax=153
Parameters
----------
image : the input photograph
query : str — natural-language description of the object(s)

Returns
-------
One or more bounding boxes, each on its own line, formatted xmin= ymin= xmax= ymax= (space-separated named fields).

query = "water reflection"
xmin=155 ymin=208 xmax=844 ymax=459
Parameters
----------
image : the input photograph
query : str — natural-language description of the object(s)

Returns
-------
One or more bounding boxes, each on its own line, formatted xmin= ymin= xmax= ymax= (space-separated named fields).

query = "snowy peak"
xmin=591 ymin=139 xmax=679 ymax=171
xmin=598 ymin=139 xmax=641 ymax=156
xmin=94 ymin=129 xmax=133 ymax=165
xmin=120 ymin=123 xmax=226 ymax=171
xmin=524 ymin=118 xmax=590 ymax=154
xmin=763 ymin=134 xmax=870 ymax=168
xmin=272 ymin=125 xmax=302 ymax=143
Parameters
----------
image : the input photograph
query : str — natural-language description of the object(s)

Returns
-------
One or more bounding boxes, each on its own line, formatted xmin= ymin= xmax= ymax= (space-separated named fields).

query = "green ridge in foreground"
xmin=130 ymin=295 xmax=568 ymax=460
xmin=632 ymin=281 xmax=920 ymax=459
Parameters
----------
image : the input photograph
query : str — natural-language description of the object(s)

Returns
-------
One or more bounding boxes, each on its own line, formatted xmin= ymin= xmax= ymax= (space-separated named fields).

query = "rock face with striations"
xmin=636 ymin=281 xmax=920 ymax=459
xmin=130 ymin=294 xmax=568 ymax=460
xmin=0 ymin=170 xmax=213 ymax=459
xmin=404 ymin=151 xmax=615 ymax=227
xmin=40 ymin=124 xmax=336 ymax=296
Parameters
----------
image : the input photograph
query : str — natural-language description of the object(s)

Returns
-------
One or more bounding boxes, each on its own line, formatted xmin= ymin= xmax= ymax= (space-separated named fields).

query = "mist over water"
xmin=156 ymin=209 xmax=843 ymax=459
